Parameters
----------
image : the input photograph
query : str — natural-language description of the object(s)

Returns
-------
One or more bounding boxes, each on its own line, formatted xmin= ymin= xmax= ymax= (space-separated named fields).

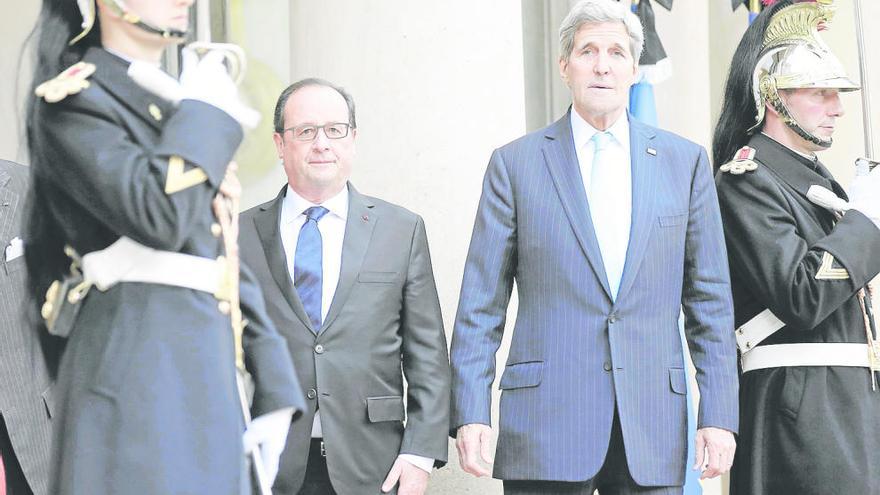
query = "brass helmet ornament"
xmin=69 ymin=0 xmax=188 ymax=46
xmin=749 ymin=0 xmax=859 ymax=148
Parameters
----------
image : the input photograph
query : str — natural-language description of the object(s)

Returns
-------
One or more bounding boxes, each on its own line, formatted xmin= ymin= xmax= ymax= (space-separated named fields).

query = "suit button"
xmin=306 ymin=388 xmax=317 ymax=400
xmin=603 ymin=362 xmax=612 ymax=372
xmin=608 ymin=314 xmax=618 ymax=324
xmin=314 ymin=344 xmax=325 ymax=354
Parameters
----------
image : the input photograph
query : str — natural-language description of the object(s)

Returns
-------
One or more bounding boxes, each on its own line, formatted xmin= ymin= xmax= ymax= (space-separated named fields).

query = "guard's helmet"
xmin=750 ymin=0 xmax=858 ymax=147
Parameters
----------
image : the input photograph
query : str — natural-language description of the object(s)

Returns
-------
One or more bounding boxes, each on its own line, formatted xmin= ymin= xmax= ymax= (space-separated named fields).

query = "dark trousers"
xmin=504 ymin=410 xmax=682 ymax=495
xmin=297 ymin=439 xmax=337 ymax=495
xmin=0 ymin=416 xmax=33 ymax=495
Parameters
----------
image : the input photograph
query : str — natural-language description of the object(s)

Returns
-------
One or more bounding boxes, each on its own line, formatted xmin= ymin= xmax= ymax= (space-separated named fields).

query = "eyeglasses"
xmin=280 ymin=122 xmax=352 ymax=141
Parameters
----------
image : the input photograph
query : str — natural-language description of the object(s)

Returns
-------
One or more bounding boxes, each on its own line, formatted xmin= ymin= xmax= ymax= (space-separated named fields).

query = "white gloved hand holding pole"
xmin=847 ymin=162 xmax=880 ymax=230
xmin=179 ymin=48 xmax=260 ymax=130
xmin=242 ymin=407 xmax=294 ymax=487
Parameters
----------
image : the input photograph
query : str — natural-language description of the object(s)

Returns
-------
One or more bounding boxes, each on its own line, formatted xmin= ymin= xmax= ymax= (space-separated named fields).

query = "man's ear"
xmin=559 ymin=57 xmax=569 ymax=86
xmin=272 ymin=132 xmax=284 ymax=159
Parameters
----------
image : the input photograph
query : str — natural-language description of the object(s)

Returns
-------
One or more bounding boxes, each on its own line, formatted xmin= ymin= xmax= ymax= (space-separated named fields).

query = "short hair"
xmin=273 ymin=78 xmax=356 ymax=132
xmin=558 ymin=0 xmax=644 ymax=65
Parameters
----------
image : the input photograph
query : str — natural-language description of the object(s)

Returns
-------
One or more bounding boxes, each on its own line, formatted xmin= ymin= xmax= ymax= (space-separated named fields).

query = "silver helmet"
xmin=750 ymin=0 xmax=859 ymax=147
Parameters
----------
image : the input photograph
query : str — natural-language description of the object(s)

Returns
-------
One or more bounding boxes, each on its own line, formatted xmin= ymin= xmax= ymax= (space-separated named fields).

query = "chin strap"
xmin=70 ymin=0 xmax=187 ymax=46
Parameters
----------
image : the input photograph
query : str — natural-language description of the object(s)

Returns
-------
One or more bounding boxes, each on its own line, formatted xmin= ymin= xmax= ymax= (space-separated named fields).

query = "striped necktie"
xmin=294 ymin=206 xmax=329 ymax=331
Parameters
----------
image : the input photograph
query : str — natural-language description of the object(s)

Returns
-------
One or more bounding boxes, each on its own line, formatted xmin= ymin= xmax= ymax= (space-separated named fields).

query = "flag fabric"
xmin=732 ymin=0 xmax=780 ymax=23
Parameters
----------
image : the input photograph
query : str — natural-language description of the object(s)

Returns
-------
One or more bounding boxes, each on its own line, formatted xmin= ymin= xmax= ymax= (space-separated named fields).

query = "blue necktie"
xmin=294 ymin=206 xmax=329 ymax=331
xmin=590 ymin=131 xmax=630 ymax=300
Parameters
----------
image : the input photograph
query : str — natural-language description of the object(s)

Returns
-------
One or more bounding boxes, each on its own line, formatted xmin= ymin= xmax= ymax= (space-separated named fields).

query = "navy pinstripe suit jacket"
xmin=450 ymin=111 xmax=739 ymax=486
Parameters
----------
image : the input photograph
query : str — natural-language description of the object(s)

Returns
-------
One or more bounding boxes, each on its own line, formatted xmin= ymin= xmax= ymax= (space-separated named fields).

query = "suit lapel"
xmin=0 ymin=169 xmax=18 ymax=244
xmin=253 ymin=186 xmax=313 ymax=331
xmin=542 ymin=110 xmax=612 ymax=300
xmin=320 ymin=184 xmax=377 ymax=333
xmin=615 ymin=117 xmax=658 ymax=303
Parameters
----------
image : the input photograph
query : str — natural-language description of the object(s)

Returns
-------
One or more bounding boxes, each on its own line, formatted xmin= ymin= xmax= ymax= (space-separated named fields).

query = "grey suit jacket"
xmin=450 ymin=112 xmax=739 ymax=486
xmin=0 ymin=160 xmax=54 ymax=495
xmin=240 ymin=183 xmax=451 ymax=495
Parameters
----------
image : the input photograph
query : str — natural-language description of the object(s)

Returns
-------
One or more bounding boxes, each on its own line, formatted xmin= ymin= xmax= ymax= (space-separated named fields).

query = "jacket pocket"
xmin=659 ymin=213 xmax=688 ymax=227
xmin=366 ymin=396 xmax=405 ymax=422
xmin=499 ymin=361 xmax=543 ymax=390
xmin=669 ymin=367 xmax=687 ymax=395
xmin=779 ymin=367 xmax=806 ymax=420
xmin=357 ymin=271 xmax=398 ymax=283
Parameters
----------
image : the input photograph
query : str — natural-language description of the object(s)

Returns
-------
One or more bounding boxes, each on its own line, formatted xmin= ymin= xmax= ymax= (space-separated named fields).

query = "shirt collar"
xmin=570 ymin=109 xmax=630 ymax=150
xmin=282 ymin=184 xmax=349 ymax=225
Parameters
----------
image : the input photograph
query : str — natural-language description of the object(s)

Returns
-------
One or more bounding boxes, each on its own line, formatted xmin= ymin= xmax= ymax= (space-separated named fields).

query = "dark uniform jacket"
xmin=29 ymin=47 xmax=304 ymax=494
xmin=715 ymin=133 xmax=880 ymax=495
xmin=240 ymin=185 xmax=451 ymax=495
xmin=0 ymin=160 xmax=55 ymax=495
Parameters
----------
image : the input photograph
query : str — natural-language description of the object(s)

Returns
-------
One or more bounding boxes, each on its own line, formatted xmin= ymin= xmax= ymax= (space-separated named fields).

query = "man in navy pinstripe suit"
xmin=449 ymin=1 xmax=739 ymax=493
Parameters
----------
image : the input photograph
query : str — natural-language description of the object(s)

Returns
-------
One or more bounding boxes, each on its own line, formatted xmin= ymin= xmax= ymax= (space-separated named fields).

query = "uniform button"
xmin=218 ymin=300 xmax=231 ymax=315
xmin=314 ymin=344 xmax=325 ymax=354
xmin=211 ymin=222 xmax=222 ymax=237
xmin=306 ymin=388 xmax=317 ymax=400
xmin=603 ymin=362 xmax=612 ymax=372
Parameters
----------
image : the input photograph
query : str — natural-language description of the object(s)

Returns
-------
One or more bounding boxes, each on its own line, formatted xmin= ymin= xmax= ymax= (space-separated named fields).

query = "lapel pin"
xmin=647 ymin=148 xmax=657 ymax=156
xmin=362 ymin=214 xmax=369 ymax=222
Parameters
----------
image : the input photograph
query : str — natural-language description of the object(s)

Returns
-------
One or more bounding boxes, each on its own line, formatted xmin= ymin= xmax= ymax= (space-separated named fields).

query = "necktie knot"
xmin=591 ymin=131 xmax=612 ymax=152
xmin=304 ymin=206 xmax=329 ymax=223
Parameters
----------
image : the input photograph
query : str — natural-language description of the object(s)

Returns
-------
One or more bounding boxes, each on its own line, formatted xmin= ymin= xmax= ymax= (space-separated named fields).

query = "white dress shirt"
xmin=570 ymin=110 xmax=632 ymax=299
xmin=279 ymin=185 xmax=433 ymax=473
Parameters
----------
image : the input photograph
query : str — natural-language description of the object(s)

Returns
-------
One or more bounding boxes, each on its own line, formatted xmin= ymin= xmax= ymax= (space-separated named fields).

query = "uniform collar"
xmin=83 ymin=47 xmax=174 ymax=132
xmin=749 ymin=132 xmax=834 ymax=197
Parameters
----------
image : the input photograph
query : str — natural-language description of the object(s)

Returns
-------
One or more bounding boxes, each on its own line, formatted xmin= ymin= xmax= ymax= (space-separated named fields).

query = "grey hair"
xmin=273 ymin=78 xmax=356 ymax=132
xmin=558 ymin=0 xmax=644 ymax=65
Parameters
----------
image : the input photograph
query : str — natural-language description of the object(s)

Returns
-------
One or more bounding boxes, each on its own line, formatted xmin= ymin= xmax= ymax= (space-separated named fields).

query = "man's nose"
xmin=593 ymin=53 xmax=610 ymax=75
xmin=312 ymin=128 xmax=331 ymax=149
xmin=828 ymin=92 xmax=845 ymax=118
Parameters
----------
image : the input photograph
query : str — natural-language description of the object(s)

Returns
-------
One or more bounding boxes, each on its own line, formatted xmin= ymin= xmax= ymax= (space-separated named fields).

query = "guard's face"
xmin=126 ymin=0 xmax=193 ymax=31
xmin=780 ymin=88 xmax=845 ymax=151
xmin=559 ymin=21 xmax=637 ymax=127
xmin=274 ymin=85 xmax=356 ymax=201
xmin=98 ymin=0 xmax=192 ymax=44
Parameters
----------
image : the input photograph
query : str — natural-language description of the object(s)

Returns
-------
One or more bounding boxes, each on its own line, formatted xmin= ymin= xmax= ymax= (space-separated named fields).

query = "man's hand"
xmin=456 ymin=423 xmax=494 ymax=477
xmin=693 ymin=427 xmax=736 ymax=479
xmin=242 ymin=407 xmax=294 ymax=486
xmin=381 ymin=457 xmax=429 ymax=495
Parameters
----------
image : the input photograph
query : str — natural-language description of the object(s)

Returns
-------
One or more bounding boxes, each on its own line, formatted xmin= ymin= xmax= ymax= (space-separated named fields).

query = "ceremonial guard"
xmin=25 ymin=1 xmax=304 ymax=493
xmin=712 ymin=1 xmax=880 ymax=493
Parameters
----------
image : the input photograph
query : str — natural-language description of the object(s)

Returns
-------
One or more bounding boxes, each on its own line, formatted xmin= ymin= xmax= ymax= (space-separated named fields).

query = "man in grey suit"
xmin=0 ymin=159 xmax=57 ymax=495
xmin=240 ymin=78 xmax=451 ymax=495
xmin=450 ymin=1 xmax=739 ymax=493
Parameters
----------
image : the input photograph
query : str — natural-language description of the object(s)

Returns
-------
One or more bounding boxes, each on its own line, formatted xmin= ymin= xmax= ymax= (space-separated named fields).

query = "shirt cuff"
xmin=397 ymin=454 xmax=434 ymax=473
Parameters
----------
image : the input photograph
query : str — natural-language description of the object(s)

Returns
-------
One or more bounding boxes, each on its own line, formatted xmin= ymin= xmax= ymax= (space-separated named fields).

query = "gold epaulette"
xmin=720 ymin=146 xmax=758 ymax=175
xmin=35 ymin=62 xmax=96 ymax=103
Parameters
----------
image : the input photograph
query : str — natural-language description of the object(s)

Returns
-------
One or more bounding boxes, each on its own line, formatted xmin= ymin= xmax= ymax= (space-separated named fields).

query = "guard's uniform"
xmin=715 ymin=133 xmax=880 ymax=495
xmin=30 ymin=47 xmax=304 ymax=494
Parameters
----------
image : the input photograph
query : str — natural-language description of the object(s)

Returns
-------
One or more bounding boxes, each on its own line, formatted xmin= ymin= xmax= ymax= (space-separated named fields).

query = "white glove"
xmin=242 ymin=407 xmax=294 ymax=487
xmin=847 ymin=165 xmax=880 ymax=230
xmin=128 ymin=61 xmax=184 ymax=104
xmin=179 ymin=48 xmax=260 ymax=130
